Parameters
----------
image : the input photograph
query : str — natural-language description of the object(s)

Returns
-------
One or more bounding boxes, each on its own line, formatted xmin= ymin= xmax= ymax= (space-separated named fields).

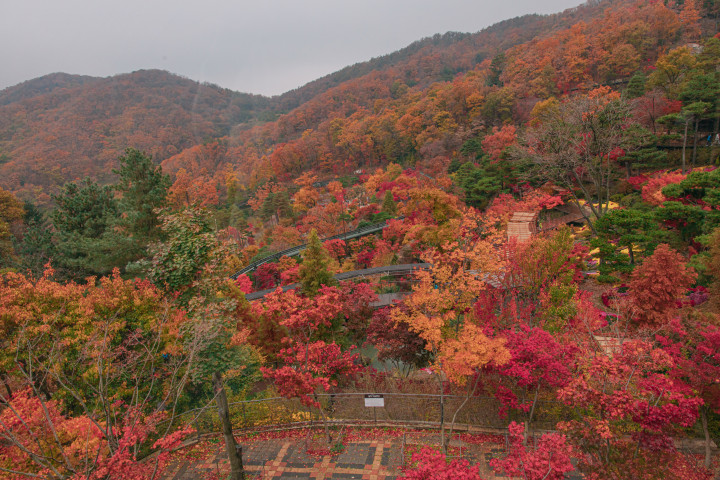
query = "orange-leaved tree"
xmin=0 ymin=266 xmax=194 ymax=479
xmin=390 ymin=212 xmax=508 ymax=451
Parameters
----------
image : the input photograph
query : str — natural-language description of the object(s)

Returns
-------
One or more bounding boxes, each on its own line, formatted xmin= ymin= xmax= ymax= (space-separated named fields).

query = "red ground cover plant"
xmin=400 ymin=447 xmax=484 ymax=480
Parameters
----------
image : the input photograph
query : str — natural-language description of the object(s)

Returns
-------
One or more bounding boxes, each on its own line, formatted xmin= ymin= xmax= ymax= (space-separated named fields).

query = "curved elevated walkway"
xmin=231 ymin=219 xmax=399 ymax=279
xmin=244 ymin=263 xmax=430 ymax=302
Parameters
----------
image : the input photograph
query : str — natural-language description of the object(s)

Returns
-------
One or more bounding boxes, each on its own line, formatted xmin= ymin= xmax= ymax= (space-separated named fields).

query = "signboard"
xmin=364 ymin=394 xmax=384 ymax=407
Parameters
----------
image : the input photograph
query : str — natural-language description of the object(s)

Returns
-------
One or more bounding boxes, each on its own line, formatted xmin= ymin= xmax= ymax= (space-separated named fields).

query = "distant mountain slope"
xmin=161 ymin=0 xmax=700 ymax=191
xmin=1 ymin=0 xmax=694 ymax=204
xmin=0 ymin=69 xmax=272 ymax=203
xmin=0 ymin=72 xmax=100 ymax=106
xmin=274 ymin=8 xmax=590 ymax=113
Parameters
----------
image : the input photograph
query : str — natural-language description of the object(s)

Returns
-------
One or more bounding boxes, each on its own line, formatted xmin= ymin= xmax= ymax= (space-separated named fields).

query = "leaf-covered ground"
xmin=160 ymin=427 xmax=509 ymax=479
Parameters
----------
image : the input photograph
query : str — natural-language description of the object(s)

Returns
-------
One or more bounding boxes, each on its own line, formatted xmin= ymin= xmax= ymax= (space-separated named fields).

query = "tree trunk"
xmin=702 ymin=406 xmax=712 ymax=469
xmin=313 ymin=393 xmax=333 ymax=444
xmin=682 ymin=119 xmax=689 ymax=174
xmin=691 ymin=119 xmax=699 ymax=168
xmin=524 ymin=386 xmax=541 ymax=446
xmin=445 ymin=375 xmax=481 ymax=455
xmin=0 ymin=375 xmax=12 ymax=400
xmin=439 ymin=376 xmax=446 ymax=452
xmin=213 ymin=372 xmax=245 ymax=480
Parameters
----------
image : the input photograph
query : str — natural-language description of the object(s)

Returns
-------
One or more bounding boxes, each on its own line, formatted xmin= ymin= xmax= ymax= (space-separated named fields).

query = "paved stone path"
xmin=160 ymin=432 xmax=583 ymax=479
xmin=162 ymin=439 xmax=402 ymax=479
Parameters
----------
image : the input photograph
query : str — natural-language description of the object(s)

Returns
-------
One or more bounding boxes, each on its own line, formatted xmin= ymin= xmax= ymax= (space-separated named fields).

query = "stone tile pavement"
xmin=162 ymin=439 xmax=401 ymax=479
xmin=160 ymin=431 xmax=582 ymax=479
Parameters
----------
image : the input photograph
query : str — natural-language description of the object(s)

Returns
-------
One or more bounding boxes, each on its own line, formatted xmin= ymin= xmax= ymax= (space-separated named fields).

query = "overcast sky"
xmin=1 ymin=0 xmax=583 ymax=97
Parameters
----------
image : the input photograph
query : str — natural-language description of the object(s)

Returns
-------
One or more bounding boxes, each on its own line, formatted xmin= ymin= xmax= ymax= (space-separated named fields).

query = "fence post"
xmin=402 ymin=432 xmax=406 ymax=466
xmin=440 ymin=395 xmax=444 ymax=430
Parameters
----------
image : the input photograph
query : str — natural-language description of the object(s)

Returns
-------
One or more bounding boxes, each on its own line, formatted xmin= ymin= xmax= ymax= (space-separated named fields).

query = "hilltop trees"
xmin=519 ymin=89 xmax=639 ymax=232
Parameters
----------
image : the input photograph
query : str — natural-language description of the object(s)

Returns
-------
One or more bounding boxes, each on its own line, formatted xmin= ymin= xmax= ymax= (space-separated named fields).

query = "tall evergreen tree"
xmin=623 ymin=72 xmax=647 ymax=99
xmin=591 ymin=208 xmax=669 ymax=282
xmin=299 ymin=229 xmax=336 ymax=297
xmin=0 ymin=187 xmax=24 ymax=269
xmin=453 ymin=159 xmax=506 ymax=210
xmin=680 ymin=75 xmax=720 ymax=166
xmin=51 ymin=178 xmax=121 ymax=279
xmin=113 ymin=148 xmax=171 ymax=246
xmin=381 ymin=190 xmax=397 ymax=216
xmin=14 ymin=201 xmax=54 ymax=278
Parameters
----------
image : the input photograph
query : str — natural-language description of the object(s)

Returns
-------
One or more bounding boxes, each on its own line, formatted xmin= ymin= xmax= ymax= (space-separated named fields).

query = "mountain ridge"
xmin=0 ymin=0 xmax=702 ymax=204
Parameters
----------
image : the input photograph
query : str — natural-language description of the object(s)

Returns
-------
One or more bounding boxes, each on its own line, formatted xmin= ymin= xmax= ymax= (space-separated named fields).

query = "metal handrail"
xmin=244 ymin=263 xmax=430 ymax=301
xmin=155 ymin=392 xmax=571 ymax=438
xmin=230 ymin=217 xmax=403 ymax=278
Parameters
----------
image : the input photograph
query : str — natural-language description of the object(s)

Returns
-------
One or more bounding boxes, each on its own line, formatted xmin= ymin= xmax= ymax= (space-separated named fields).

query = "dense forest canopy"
xmin=2 ymin=0 xmax=720 ymax=478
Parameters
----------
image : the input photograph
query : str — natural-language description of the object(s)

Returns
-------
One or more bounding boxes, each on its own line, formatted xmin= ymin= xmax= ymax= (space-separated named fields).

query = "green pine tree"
xmin=299 ymin=229 xmax=336 ymax=296
xmin=0 ymin=188 xmax=24 ymax=269
xmin=113 ymin=148 xmax=171 ymax=245
xmin=453 ymin=159 xmax=508 ymax=210
xmin=624 ymin=72 xmax=647 ymax=99
xmin=381 ymin=190 xmax=397 ymax=216
xmin=591 ymin=208 xmax=669 ymax=282
xmin=51 ymin=178 xmax=122 ymax=280
xmin=15 ymin=201 xmax=55 ymax=278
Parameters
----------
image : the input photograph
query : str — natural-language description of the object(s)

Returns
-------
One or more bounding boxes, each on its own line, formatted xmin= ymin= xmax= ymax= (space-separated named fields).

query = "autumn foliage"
xmin=490 ymin=422 xmax=574 ymax=480
xmin=0 ymin=267 xmax=193 ymax=478
xmin=0 ymin=389 xmax=193 ymax=480
xmin=2 ymin=1 xmax=720 ymax=477
xmin=628 ymin=244 xmax=696 ymax=327
xmin=401 ymin=447 xmax=484 ymax=480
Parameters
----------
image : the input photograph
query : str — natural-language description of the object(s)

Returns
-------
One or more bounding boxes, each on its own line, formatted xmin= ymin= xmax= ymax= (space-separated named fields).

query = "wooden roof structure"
xmin=507 ymin=211 xmax=538 ymax=243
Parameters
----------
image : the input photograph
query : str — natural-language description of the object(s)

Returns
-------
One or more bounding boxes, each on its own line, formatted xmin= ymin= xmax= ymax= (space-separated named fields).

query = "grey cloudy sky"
xmin=1 ymin=0 xmax=582 ymax=97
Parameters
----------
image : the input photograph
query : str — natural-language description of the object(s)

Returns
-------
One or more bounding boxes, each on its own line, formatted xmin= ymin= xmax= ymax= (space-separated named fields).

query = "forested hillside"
xmin=0 ymin=70 xmax=271 ymax=203
xmin=163 ymin=0 xmax=718 ymax=194
xmin=0 ymin=0 xmax=664 ymax=203
xmin=3 ymin=0 xmax=720 ymax=478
